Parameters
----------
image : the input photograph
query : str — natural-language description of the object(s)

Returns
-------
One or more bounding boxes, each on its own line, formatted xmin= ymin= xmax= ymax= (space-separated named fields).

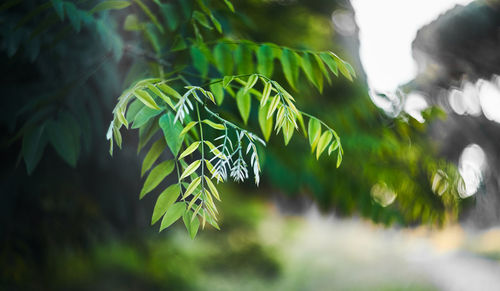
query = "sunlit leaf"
xmin=132 ymin=107 xmax=162 ymax=129
xmin=180 ymin=160 xmax=201 ymax=180
xmin=180 ymin=121 xmax=198 ymax=136
xmin=319 ymin=52 xmax=338 ymax=76
xmin=182 ymin=176 xmax=201 ymax=199
xmin=258 ymin=104 xmax=273 ymax=141
xmin=203 ymin=119 xmax=225 ymax=130
xmin=316 ymin=131 xmax=332 ymax=159
xmin=134 ymin=89 xmax=161 ymax=110
xmin=281 ymin=48 xmax=299 ymax=90
xmin=151 ymin=184 xmax=181 ymax=225
xmin=179 ymin=141 xmax=200 ymax=159
xmin=160 ymin=202 xmax=185 ymax=231
xmin=183 ymin=210 xmax=200 ymax=239
xmin=159 ymin=112 xmax=184 ymax=156
xmin=210 ymin=82 xmax=224 ymax=105
xmin=90 ymin=0 xmax=130 ymax=14
xmin=308 ymin=118 xmax=321 ymax=151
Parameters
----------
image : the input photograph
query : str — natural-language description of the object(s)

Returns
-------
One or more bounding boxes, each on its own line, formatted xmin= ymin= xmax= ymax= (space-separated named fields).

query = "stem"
xmin=195 ymin=102 xmax=206 ymax=210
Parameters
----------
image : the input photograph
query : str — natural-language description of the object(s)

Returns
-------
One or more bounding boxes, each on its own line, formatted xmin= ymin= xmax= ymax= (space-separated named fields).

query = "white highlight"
xmin=458 ymin=144 xmax=487 ymax=198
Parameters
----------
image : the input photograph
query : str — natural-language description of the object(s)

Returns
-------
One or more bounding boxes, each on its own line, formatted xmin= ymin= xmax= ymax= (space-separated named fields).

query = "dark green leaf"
xmin=51 ymin=0 xmax=64 ymax=20
xmin=46 ymin=113 xmax=80 ymax=167
xmin=161 ymin=3 xmax=178 ymax=31
xmin=64 ymin=2 xmax=80 ymax=32
xmin=22 ymin=124 xmax=47 ymax=174
xmin=257 ymin=45 xmax=274 ymax=76
xmin=193 ymin=10 xmax=212 ymax=30
xmin=235 ymin=43 xmax=254 ymax=74
xmin=213 ymin=43 xmax=233 ymax=75
xmin=281 ymin=48 xmax=299 ymax=90
xmin=141 ymin=138 xmax=166 ymax=177
xmin=190 ymin=46 xmax=209 ymax=77
xmin=90 ymin=0 xmax=131 ymax=14
xmin=140 ymin=160 xmax=175 ymax=199
xmin=159 ymin=112 xmax=184 ymax=156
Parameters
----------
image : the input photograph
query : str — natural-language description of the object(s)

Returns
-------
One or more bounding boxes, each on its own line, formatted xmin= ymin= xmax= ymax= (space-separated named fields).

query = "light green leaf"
xmin=210 ymin=82 xmax=224 ymax=105
xmin=140 ymin=160 xmax=175 ymax=199
xmin=90 ymin=0 xmax=131 ymax=14
xmin=257 ymin=45 xmax=274 ymax=76
xmin=236 ymin=89 xmax=251 ymax=124
xmin=126 ymin=99 xmax=144 ymax=122
xmin=337 ymin=149 xmax=343 ymax=168
xmin=141 ymin=138 xmax=166 ymax=177
xmin=301 ymin=52 xmax=322 ymax=91
xmin=260 ymin=81 xmax=272 ymax=106
xmin=203 ymin=120 xmax=225 ymax=130
xmin=183 ymin=210 xmax=200 ymax=239
xmin=244 ymin=74 xmax=259 ymax=94
xmin=316 ymin=131 xmax=332 ymax=159
xmin=180 ymin=121 xmax=198 ymax=136
xmin=235 ymin=43 xmax=253 ymax=74
xmin=267 ymin=96 xmax=280 ymax=119
xmin=134 ymin=0 xmax=164 ymax=33
xmin=151 ymin=184 xmax=181 ymax=225
xmin=338 ymin=60 xmax=354 ymax=81
xmin=281 ymin=48 xmax=299 ymax=90
xmin=313 ymin=53 xmax=331 ymax=84
xmin=179 ymin=141 xmax=200 ymax=159
xmin=328 ymin=139 xmax=339 ymax=156
xmin=209 ymin=13 xmax=222 ymax=33
xmin=223 ymin=0 xmax=234 ymax=12
xmin=180 ymin=160 xmax=201 ymax=180
xmin=124 ymin=14 xmax=141 ymax=31
xmin=283 ymin=120 xmax=294 ymax=145
xmin=160 ymin=202 xmax=185 ymax=231
xmin=159 ymin=112 xmax=184 ymax=156
xmin=308 ymin=118 xmax=321 ymax=151
xmin=319 ymin=52 xmax=338 ymax=76
xmin=132 ymin=106 xmax=162 ymax=129
xmin=258 ymin=104 xmax=273 ymax=142
xmin=134 ymin=89 xmax=160 ymax=110
xmin=204 ymin=176 xmax=221 ymax=201
xmin=147 ymin=84 xmax=175 ymax=109
xmin=223 ymin=76 xmax=233 ymax=88
xmin=157 ymin=83 xmax=182 ymax=99
xmin=182 ymin=176 xmax=201 ymax=199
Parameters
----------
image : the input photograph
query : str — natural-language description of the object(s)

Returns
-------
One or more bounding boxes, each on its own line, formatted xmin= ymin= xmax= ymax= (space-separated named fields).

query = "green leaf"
xmin=160 ymin=202 xmax=186 ymax=231
xmin=210 ymin=82 xmax=224 ymax=105
xmin=159 ymin=112 xmax=184 ymax=156
xmin=209 ymin=13 xmax=222 ymax=33
xmin=328 ymin=139 xmax=339 ymax=155
xmin=313 ymin=53 xmax=331 ymax=84
xmin=183 ymin=210 xmax=200 ymax=239
xmin=308 ymin=118 xmax=321 ymax=151
xmin=179 ymin=141 xmax=200 ymax=159
xmin=157 ymin=83 xmax=182 ymax=99
xmin=132 ymin=107 xmax=162 ymax=129
xmin=46 ymin=114 xmax=80 ymax=167
xmin=134 ymin=89 xmax=160 ymax=110
xmin=223 ymin=0 xmax=234 ymax=12
xmin=301 ymin=52 xmax=322 ymax=91
xmin=283 ymin=120 xmax=294 ymax=145
xmin=281 ymin=48 xmax=299 ymax=90
xmin=182 ymin=176 xmax=201 ymax=199
xmin=140 ymin=160 xmax=175 ymax=199
xmin=203 ymin=120 xmax=225 ymax=130
xmin=257 ymin=45 xmax=274 ymax=76
xmin=180 ymin=160 xmax=201 ymax=180
xmin=236 ymin=89 xmax=251 ymax=124
xmin=260 ymin=81 xmax=272 ymax=106
xmin=22 ymin=124 xmax=47 ymax=174
xmin=244 ymin=75 xmax=259 ymax=94
xmin=151 ymin=184 xmax=181 ymax=225
xmin=190 ymin=46 xmax=209 ymax=77
xmin=90 ymin=0 xmax=131 ymax=14
xmin=160 ymin=3 xmax=179 ymax=31
xmin=338 ymin=60 xmax=354 ymax=81
xmin=124 ymin=14 xmax=141 ymax=31
xmin=134 ymin=0 xmax=164 ymax=33
xmin=180 ymin=121 xmax=198 ymax=136
xmin=193 ymin=10 xmax=212 ymax=30
xmin=64 ymin=2 xmax=81 ymax=32
xmin=319 ymin=52 xmax=338 ymax=76
xmin=204 ymin=176 xmax=221 ymax=201
xmin=235 ymin=44 xmax=253 ymax=74
xmin=141 ymin=138 xmax=166 ymax=177
xmin=223 ymin=76 xmax=233 ymax=88
xmin=258 ymin=104 xmax=273 ymax=142
xmin=213 ymin=43 xmax=233 ymax=76
xmin=316 ymin=131 xmax=332 ymax=159
xmin=267 ymin=96 xmax=280 ymax=119
xmin=138 ymin=117 xmax=160 ymax=153
xmin=337 ymin=149 xmax=343 ymax=168
xmin=51 ymin=0 xmax=64 ymax=20
xmin=125 ymin=99 xmax=144 ymax=122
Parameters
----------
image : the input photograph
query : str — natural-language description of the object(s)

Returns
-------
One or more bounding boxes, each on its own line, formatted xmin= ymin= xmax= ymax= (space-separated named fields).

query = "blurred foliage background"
xmin=0 ymin=0 xmax=485 ymax=290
